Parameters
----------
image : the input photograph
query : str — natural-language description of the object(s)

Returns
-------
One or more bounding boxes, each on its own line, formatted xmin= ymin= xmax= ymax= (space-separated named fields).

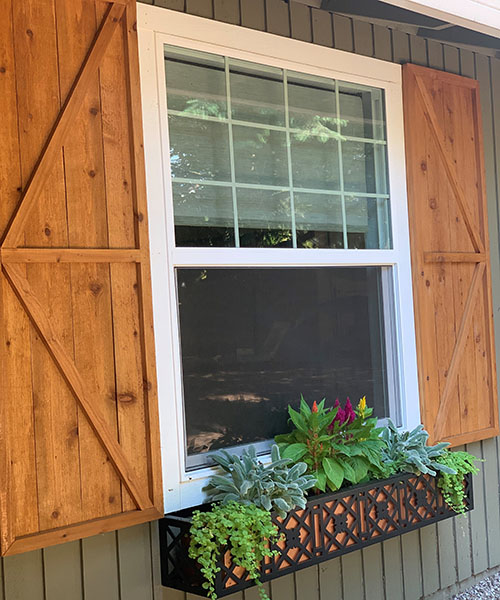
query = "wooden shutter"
xmin=0 ymin=0 xmax=162 ymax=556
xmin=403 ymin=63 xmax=499 ymax=446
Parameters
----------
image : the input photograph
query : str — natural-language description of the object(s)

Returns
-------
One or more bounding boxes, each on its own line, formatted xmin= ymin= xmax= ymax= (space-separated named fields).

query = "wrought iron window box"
xmin=159 ymin=472 xmax=473 ymax=598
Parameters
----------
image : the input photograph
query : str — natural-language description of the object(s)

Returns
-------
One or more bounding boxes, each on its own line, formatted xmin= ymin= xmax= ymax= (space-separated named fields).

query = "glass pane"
xmin=291 ymin=133 xmax=340 ymax=190
xmin=169 ymin=115 xmax=231 ymax=182
xmin=173 ymin=183 xmax=235 ymax=247
xmin=177 ymin=267 xmax=391 ymax=465
xmin=295 ymin=193 xmax=344 ymax=249
xmin=345 ymin=196 xmax=391 ymax=249
xmin=165 ymin=46 xmax=227 ymax=118
xmin=288 ymin=72 xmax=337 ymax=131
xmin=343 ymin=141 xmax=388 ymax=194
xmin=237 ymin=188 xmax=292 ymax=248
xmin=338 ymin=82 xmax=386 ymax=140
xmin=230 ymin=60 xmax=285 ymax=126
xmin=233 ymin=126 xmax=288 ymax=186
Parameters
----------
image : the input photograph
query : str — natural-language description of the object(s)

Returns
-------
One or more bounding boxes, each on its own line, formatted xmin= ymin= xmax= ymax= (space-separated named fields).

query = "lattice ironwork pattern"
xmin=159 ymin=472 xmax=473 ymax=597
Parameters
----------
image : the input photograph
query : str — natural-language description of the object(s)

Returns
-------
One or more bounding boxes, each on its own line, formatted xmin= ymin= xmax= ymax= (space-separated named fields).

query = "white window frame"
xmin=137 ymin=4 xmax=420 ymax=514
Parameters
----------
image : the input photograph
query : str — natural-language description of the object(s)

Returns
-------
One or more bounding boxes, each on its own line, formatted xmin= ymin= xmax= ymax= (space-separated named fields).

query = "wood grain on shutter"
xmin=403 ymin=63 xmax=499 ymax=445
xmin=0 ymin=0 xmax=162 ymax=556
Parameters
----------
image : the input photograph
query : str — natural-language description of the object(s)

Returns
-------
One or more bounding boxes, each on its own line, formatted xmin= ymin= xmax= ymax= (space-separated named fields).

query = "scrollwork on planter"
xmin=159 ymin=471 xmax=473 ymax=598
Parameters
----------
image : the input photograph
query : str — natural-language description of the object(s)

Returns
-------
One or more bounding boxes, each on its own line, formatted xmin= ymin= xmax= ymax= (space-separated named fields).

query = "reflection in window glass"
xmin=169 ymin=116 xmax=231 ymax=182
xmin=294 ymin=193 xmax=343 ymax=249
xmin=164 ymin=46 xmax=392 ymax=249
xmin=173 ymin=183 xmax=235 ymax=247
xmin=237 ymin=188 xmax=292 ymax=248
xmin=291 ymin=134 xmax=340 ymax=190
xmin=177 ymin=267 xmax=393 ymax=467
xmin=345 ymin=197 xmax=391 ymax=249
xmin=233 ymin=126 xmax=289 ymax=186
xmin=230 ymin=60 xmax=285 ymax=126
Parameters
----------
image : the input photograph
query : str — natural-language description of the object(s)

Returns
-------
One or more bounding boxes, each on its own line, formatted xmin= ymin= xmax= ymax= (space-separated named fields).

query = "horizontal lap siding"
xmin=3 ymin=0 xmax=500 ymax=598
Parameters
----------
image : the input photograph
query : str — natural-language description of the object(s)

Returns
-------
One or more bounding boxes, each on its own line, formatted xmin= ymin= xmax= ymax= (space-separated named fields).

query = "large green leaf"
xmin=323 ymin=457 xmax=344 ymax=490
xmin=282 ymin=443 xmax=308 ymax=462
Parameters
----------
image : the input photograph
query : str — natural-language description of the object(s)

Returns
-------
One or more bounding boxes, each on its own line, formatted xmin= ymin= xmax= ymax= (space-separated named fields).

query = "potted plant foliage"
xmin=160 ymin=397 xmax=480 ymax=599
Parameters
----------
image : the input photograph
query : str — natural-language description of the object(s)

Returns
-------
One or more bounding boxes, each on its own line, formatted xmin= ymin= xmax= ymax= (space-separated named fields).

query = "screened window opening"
xmin=165 ymin=46 xmax=392 ymax=250
xmin=177 ymin=267 xmax=398 ymax=469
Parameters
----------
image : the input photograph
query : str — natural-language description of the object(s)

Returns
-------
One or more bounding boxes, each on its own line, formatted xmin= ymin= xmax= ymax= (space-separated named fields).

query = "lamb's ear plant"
xmin=436 ymin=450 xmax=481 ymax=514
xmin=189 ymin=501 xmax=281 ymax=600
xmin=204 ymin=444 xmax=316 ymax=518
xmin=380 ymin=420 xmax=456 ymax=476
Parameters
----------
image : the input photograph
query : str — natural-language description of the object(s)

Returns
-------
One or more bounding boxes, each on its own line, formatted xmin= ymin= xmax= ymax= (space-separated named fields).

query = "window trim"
xmin=137 ymin=5 xmax=420 ymax=513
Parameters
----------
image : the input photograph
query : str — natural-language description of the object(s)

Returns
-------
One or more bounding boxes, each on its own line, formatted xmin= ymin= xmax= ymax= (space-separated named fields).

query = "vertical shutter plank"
xmin=403 ymin=68 xmax=442 ymax=436
xmin=97 ymin=2 xmax=148 ymax=513
xmin=13 ymin=0 xmax=83 ymax=531
xmin=0 ymin=0 xmax=38 ymax=548
xmin=441 ymin=82 xmax=480 ymax=437
xmin=56 ymin=0 xmax=123 ymax=522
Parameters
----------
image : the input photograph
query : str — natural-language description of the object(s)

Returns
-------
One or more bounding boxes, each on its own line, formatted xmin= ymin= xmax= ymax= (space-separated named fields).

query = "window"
xmin=138 ymin=7 xmax=419 ymax=511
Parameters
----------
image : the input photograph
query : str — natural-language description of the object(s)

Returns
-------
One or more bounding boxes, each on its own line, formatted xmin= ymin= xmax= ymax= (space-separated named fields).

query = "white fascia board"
xmin=381 ymin=0 xmax=500 ymax=39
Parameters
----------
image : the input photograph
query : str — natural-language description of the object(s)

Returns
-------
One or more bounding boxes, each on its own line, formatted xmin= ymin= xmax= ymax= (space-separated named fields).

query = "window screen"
xmin=177 ymin=267 xmax=395 ymax=468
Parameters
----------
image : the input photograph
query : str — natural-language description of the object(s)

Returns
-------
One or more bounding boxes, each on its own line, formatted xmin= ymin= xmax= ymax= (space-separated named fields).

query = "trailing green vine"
xmin=436 ymin=450 xmax=481 ymax=514
xmin=189 ymin=501 xmax=281 ymax=600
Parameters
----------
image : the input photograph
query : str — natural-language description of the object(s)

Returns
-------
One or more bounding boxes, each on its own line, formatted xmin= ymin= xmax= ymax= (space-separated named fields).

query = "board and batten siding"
xmin=2 ymin=1 xmax=500 ymax=598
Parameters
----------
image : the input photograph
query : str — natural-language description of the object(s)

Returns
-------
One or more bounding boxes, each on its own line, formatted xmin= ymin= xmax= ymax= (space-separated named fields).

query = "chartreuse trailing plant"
xmin=380 ymin=420 xmax=456 ymax=476
xmin=189 ymin=501 xmax=281 ymax=600
xmin=204 ymin=445 xmax=316 ymax=518
xmin=436 ymin=450 xmax=481 ymax=514
xmin=275 ymin=396 xmax=387 ymax=493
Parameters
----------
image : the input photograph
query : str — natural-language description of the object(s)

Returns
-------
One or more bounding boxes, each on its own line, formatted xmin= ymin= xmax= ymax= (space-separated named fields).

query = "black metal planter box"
xmin=159 ymin=472 xmax=473 ymax=598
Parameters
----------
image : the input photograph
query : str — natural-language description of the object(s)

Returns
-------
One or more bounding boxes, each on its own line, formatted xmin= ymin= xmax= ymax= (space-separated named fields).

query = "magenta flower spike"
xmin=344 ymin=397 xmax=356 ymax=424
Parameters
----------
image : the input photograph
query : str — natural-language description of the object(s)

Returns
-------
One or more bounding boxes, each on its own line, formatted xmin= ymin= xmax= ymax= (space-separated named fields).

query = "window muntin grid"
xmin=164 ymin=46 xmax=392 ymax=250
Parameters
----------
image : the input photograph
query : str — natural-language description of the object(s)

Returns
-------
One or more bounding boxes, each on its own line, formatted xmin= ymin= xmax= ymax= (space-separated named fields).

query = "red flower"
xmin=312 ymin=400 xmax=318 ymax=413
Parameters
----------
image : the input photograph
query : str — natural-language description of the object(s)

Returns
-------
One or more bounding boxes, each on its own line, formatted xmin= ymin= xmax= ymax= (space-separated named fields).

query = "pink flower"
xmin=344 ymin=397 xmax=356 ymax=424
xmin=329 ymin=398 xmax=345 ymax=429
xmin=328 ymin=398 xmax=355 ymax=430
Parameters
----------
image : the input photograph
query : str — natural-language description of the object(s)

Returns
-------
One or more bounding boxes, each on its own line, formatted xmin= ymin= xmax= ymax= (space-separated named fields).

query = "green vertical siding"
xmin=3 ymin=1 xmax=500 ymax=598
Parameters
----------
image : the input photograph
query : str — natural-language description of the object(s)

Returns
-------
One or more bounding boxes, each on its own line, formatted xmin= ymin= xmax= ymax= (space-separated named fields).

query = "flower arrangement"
xmin=275 ymin=396 xmax=388 ymax=492
xmin=187 ymin=395 xmax=480 ymax=600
